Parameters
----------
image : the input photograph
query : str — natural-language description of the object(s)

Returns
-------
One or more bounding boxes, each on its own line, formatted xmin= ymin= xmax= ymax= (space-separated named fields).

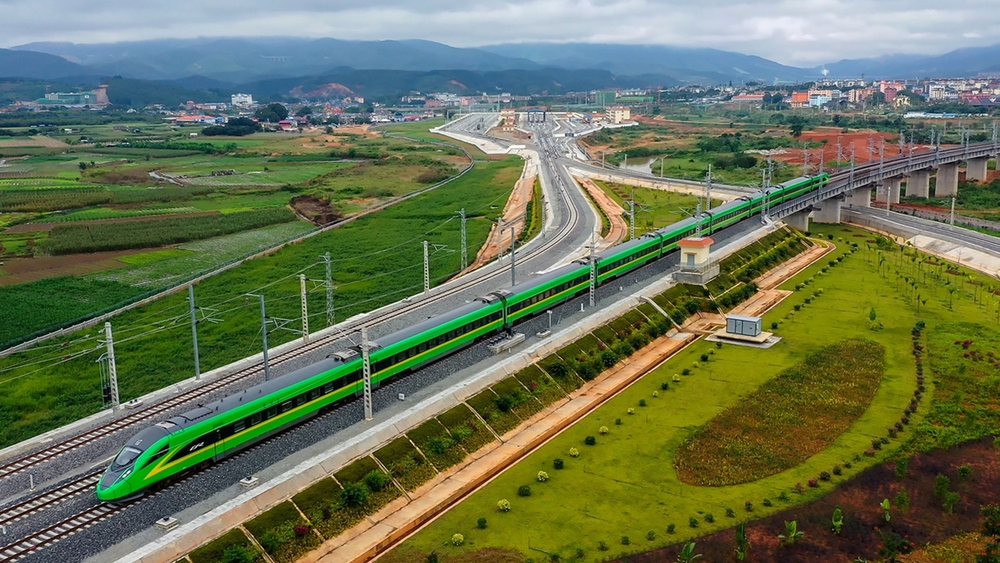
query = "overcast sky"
xmin=3 ymin=0 xmax=999 ymax=66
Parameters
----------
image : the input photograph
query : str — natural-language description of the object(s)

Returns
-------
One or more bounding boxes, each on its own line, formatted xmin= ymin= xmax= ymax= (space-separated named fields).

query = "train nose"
xmin=97 ymin=471 xmax=130 ymax=501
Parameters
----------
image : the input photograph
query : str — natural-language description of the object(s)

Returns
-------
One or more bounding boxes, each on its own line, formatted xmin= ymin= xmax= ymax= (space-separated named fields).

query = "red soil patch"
xmin=0 ymin=249 xmax=150 ymax=286
xmin=773 ymin=130 xmax=953 ymax=168
xmin=291 ymin=195 xmax=342 ymax=226
xmin=617 ymin=438 xmax=1000 ymax=563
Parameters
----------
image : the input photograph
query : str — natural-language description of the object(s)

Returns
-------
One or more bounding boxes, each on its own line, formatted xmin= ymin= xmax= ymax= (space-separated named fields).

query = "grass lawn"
xmin=593 ymin=180 xmax=720 ymax=236
xmin=389 ymin=223 xmax=1000 ymax=562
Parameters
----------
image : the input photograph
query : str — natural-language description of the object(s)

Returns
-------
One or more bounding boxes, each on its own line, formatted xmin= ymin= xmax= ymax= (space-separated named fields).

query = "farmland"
xmin=0 ymin=123 xmax=475 ymax=344
xmin=386 ymin=223 xmax=1000 ymax=562
xmin=0 ymin=156 xmax=521 ymax=448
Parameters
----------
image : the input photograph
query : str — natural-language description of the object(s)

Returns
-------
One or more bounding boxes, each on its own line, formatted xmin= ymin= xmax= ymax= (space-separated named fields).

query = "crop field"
xmin=594 ymin=180 xmax=722 ymax=236
xmin=386 ymin=224 xmax=1000 ymax=562
xmin=0 ymin=156 xmax=521 ymax=448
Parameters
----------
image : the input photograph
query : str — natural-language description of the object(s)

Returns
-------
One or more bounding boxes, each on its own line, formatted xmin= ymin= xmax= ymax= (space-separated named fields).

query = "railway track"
xmin=0 ymin=471 xmax=103 ymax=531
xmin=0 ymin=137 xmax=585 ymax=488
xmin=0 ymin=503 xmax=123 ymax=562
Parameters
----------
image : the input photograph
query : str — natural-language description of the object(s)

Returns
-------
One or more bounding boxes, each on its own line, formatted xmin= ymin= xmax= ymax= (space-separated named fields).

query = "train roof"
xmin=506 ymin=262 xmax=584 ymax=298
xmin=372 ymin=299 xmax=490 ymax=349
xmin=151 ymin=356 xmax=349 ymax=434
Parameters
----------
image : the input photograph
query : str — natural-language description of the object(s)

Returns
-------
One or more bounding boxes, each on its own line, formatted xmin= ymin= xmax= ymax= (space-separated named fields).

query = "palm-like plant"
xmin=735 ymin=523 xmax=750 ymax=561
xmin=880 ymin=498 xmax=891 ymax=522
xmin=831 ymin=506 xmax=844 ymax=535
xmin=778 ymin=520 xmax=804 ymax=546
xmin=676 ymin=541 xmax=702 ymax=563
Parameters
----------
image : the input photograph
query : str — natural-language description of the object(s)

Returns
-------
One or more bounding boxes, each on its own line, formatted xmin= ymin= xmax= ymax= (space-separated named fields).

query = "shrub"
xmin=548 ymin=363 xmax=568 ymax=378
xmin=621 ymin=536 xmax=630 ymax=545
xmin=844 ymin=462 xmax=853 ymax=469
xmin=700 ymin=353 xmax=709 ymax=362
xmin=553 ymin=458 xmax=564 ymax=470
xmin=600 ymin=350 xmax=619 ymax=367
xmin=763 ymin=498 xmax=773 ymax=507
xmin=638 ymin=399 xmax=647 ymax=407
xmin=497 ymin=499 xmax=511 ymax=512
xmin=794 ymin=482 xmax=804 ymax=494
xmin=627 ymin=408 xmax=635 ymax=415
xmin=652 ymin=391 xmax=659 ymax=398
xmin=895 ymin=488 xmax=910 ymax=512
xmin=584 ymin=436 xmax=597 ymax=446
xmin=575 ymin=548 xmax=585 ymax=559
xmin=871 ymin=439 xmax=883 ymax=450
xmin=935 ymin=474 xmax=951 ymax=499
xmin=771 ymin=321 xmax=779 ymax=329
xmin=745 ymin=501 xmax=754 ymax=512
xmin=725 ymin=507 xmax=736 ymax=517
xmin=537 ymin=471 xmax=549 ymax=482
xmin=646 ymin=530 xmax=656 ymax=541
xmin=599 ymin=426 xmax=609 ymax=435
xmin=569 ymin=448 xmax=580 ymax=458
xmin=667 ymin=523 xmax=676 ymax=534
xmin=833 ymin=465 xmax=842 ymax=476
xmin=895 ymin=459 xmax=908 ymax=479
xmin=615 ymin=418 xmax=623 ymax=425
xmin=673 ymin=374 xmax=681 ymax=382
xmin=660 ymin=382 xmax=669 ymax=391
xmin=819 ymin=471 xmax=831 ymax=481
xmin=597 ymin=540 xmax=608 ymax=551
xmin=294 ymin=524 xmax=310 ymax=537
xmin=341 ymin=481 xmax=369 ymax=508
xmin=689 ymin=517 xmax=699 ymax=528
xmin=364 ymin=470 xmax=390 ymax=493
xmin=794 ymin=304 xmax=801 ymax=311
xmin=943 ymin=491 xmax=961 ymax=513
xmin=864 ymin=448 xmax=876 ymax=457
xmin=958 ymin=464 xmax=972 ymax=481
xmin=682 ymin=368 xmax=692 ymax=376
xmin=518 ymin=485 xmax=532 ymax=497
xmin=808 ymin=478 xmax=819 ymax=487
xmin=477 ymin=517 xmax=488 ymax=529
xmin=452 ymin=533 xmax=464 ymax=546
xmin=705 ymin=513 xmax=715 ymax=523
xmin=778 ymin=491 xmax=790 ymax=502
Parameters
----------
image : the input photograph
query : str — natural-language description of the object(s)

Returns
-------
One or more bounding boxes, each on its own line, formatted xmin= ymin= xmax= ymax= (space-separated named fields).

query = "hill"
xmin=0 ymin=48 xmax=90 ymax=80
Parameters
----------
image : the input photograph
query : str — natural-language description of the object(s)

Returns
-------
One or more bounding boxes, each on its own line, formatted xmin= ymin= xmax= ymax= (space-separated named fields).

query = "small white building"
xmin=608 ymin=106 xmax=631 ymax=124
xmin=231 ymin=93 xmax=254 ymax=108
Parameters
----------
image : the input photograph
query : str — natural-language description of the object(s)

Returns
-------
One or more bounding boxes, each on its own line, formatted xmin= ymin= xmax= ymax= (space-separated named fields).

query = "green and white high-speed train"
xmin=97 ymin=173 xmax=827 ymax=501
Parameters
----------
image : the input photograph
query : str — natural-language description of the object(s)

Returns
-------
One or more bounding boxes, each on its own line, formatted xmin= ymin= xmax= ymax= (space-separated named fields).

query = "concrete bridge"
xmin=772 ymin=140 xmax=999 ymax=230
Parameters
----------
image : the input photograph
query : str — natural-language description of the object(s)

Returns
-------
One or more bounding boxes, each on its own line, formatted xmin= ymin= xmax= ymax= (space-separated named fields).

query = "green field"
xmin=388 ymin=224 xmax=1000 ymax=562
xmin=0 ymin=156 xmax=521 ymax=449
xmin=594 ymin=180 xmax=721 ymax=238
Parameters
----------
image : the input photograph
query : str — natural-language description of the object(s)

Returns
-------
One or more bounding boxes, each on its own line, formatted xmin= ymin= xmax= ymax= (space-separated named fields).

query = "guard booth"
xmin=726 ymin=314 xmax=762 ymax=338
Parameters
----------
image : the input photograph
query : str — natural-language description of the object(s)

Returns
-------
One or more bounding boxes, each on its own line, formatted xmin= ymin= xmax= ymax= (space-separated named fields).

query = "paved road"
xmin=849 ymin=206 xmax=1000 ymax=258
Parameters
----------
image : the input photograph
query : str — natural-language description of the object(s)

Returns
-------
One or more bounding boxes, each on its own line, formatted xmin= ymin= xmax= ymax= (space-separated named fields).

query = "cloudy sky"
xmin=3 ymin=0 xmax=999 ymax=65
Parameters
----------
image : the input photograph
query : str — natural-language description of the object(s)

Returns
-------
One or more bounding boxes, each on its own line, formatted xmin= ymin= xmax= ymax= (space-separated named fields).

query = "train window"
xmin=234 ymin=420 xmax=246 ymax=433
xmin=280 ymin=400 xmax=292 ymax=413
xmin=309 ymin=388 xmax=321 ymax=400
xmin=323 ymin=382 xmax=334 ymax=394
xmin=251 ymin=412 xmax=262 ymax=426
xmin=147 ymin=445 xmax=169 ymax=464
xmin=266 ymin=406 xmax=278 ymax=419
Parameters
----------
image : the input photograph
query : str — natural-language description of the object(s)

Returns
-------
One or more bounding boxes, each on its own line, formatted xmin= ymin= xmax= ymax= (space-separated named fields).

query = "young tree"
xmin=779 ymin=521 xmax=804 ymax=546
xmin=831 ymin=506 xmax=844 ymax=535
xmin=676 ymin=542 xmax=702 ymax=563
xmin=880 ymin=498 xmax=892 ymax=522
xmin=735 ymin=523 xmax=750 ymax=561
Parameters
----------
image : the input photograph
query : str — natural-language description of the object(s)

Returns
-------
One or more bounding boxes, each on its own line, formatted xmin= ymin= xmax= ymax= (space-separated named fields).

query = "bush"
xmin=778 ymin=491 xmax=789 ymax=502
xmin=627 ymin=408 xmax=635 ymax=415
xmin=599 ymin=426 xmax=609 ymax=435
xmin=600 ymin=350 xmax=619 ymax=367
xmin=763 ymin=498 xmax=773 ymax=507
xmin=833 ymin=465 xmax=842 ymax=476
xmin=895 ymin=458 xmax=908 ymax=479
xmin=682 ymin=368 xmax=692 ymax=376
xmin=553 ymin=458 xmax=564 ymax=470
xmin=745 ymin=501 xmax=754 ymax=512
xmin=689 ymin=517 xmax=699 ymax=528
xmin=725 ymin=508 xmax=736 ymax=517
xmin=771 ymin=321 xmax=779 ymax=329
xmin=584 ymin=436 xmax=597 ymax=446
xmin=598 ymin=540 xmax=608 ymax=551
xmin=660 ymin=382 xmax=669 ymax=391
xmin=808 ymin=478 xmax=819 ymax=487
xmin=497 ymin=499 xmax=511 ymax=512
xmin=646 ymin=530 xmax=656 ymax=541
xmin=705 ymin=513 xmax=715 ymax=523
xmin=638 ymin=399 xmax=647 ymax=407
xmin=819 ymin=471 xmax=831 ymax=481
xmin=518 ymin=485 xmax=532 ymax=497
xmin=958 ymin=464 xmax=972 ymax=481
xmin=537 ymin=471 xmax=549 ymax=482
xmin=864 ymin=448 xmax=876 ymax=457
xmin=569 ymin=448 xmax=580 ymax=458
xmin=935 ymin=474 xmax=951 ymax=499
xmin=477 ymin=517 xmax=488 ymax=529
xmin=700 ymin=353 xmax=709 ymax=362
xmin=364 ymin=470 xmax=390 ymax=493
xmin=341 ymin=481 xmax=369 ymax=508
xmin=652 ymin=391 xmax=659 ymax=398
xmin=621 ymin=536 xmax=631 ymax=545
xmin=452 ymin=533 xmax=464 ymax=546
xmin=667 ymin=524 xmax=676 ymax=534
xmin=615 ymin=418 xmax=623 ymax=425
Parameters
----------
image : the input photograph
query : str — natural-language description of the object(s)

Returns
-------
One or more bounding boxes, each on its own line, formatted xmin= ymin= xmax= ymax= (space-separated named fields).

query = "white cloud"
xmin=1 ymin=0 xmax=998 ymax=65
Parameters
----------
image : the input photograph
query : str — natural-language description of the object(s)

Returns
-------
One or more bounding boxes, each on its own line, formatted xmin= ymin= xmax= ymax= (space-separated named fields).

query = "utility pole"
xmin=322 ymin=252 xmax=334 ymax=327
xmin=103 ymin=322 xmax=119 ymax=411
xmin=836 ymin=136 xmax=843 ymax=170
xmin=588 ymin=232 xmax=596 ymax=307
xmin=508 ymin=226 xmax=516 ymax=287
xmin=188 ymin=285 xmax=200 ymax=379
xmin=802 ymin=145 xmax=809 ymax=176
xmin=761 ymin=168 xmax=769 ymax=222
xmin=361 ymin=326 xmax=372 ymax=421
xmin=247 ymin=294 xmax=270 ymax=381
xmin=299 ymin=274 xmax=309 ymax=344
xmin=423 ymin=240 xmax=430 ymax=294
xmin=950 ymin=197 xmax=956 ymax=227
xmin=628 ymin=190 xmax=636 ymax=241
xmin=705 ymin=164 xmax=713 ymax=211
xmin=458 ymin=208 xmax=467 ymax=271
xmin=695 ymin=202 xmax=703 ymax=237
xmin=622 ymin=153 xmax=627 ymax=170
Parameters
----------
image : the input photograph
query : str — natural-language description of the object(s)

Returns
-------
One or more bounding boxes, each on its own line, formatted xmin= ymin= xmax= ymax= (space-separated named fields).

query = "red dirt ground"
xmin=0 ymin=249 xmax=151 ymax=286
xmin=617 ymin=438 xmax=1000 ymax=563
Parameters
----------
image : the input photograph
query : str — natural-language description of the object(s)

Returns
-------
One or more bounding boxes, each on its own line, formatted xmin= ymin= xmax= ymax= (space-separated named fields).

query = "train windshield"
xmin=112 ymin=446 xmax=142 ymax=468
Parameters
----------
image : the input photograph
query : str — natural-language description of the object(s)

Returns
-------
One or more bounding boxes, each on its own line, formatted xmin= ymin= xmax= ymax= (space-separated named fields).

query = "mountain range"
xmin=2 ymin=37 xmax=998 ymax=104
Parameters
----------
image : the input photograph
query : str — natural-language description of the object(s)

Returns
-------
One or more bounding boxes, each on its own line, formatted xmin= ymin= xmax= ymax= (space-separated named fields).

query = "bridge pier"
xmin=935 ymin=163 xmax=959 ymax=197
xmin=784 ymin=210 xmax=811 ymax=232
xmin=966 ymin=157 xmax=990 ymax=182
xmin=906 ymin=170 xmax=930 ymax=198
xmin=845 ymin=186 xmax=871 ymax=207
xmin=812 ymin=200 xmax=841 ymax=224
xmin=875 ymin=177 xmax=901 ymax=204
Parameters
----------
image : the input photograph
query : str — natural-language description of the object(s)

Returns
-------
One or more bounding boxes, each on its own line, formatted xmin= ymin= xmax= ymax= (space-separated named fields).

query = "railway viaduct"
xmin=774 ymin=141 xmax=999 ymax=230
